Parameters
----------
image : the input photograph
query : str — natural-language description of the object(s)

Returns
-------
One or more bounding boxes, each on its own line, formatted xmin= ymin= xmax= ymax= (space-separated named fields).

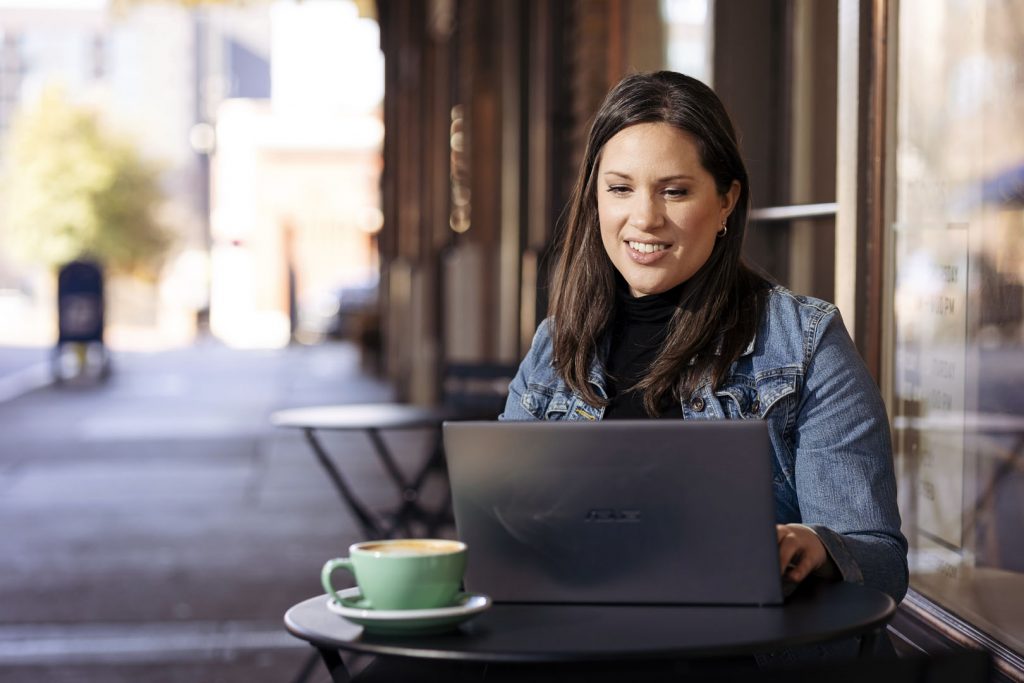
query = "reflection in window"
xmin=891 ymin=0 xmax=1024 ymax=659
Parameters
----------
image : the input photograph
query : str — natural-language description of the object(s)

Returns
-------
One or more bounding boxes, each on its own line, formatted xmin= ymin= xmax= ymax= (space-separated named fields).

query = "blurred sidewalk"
xmin=0 ymin=346 xmax=53 ymax=403
xmin=0 ymin=340 xmax=439 ymax=683
xmin=0 ymin=346 xmax=50 ymax=376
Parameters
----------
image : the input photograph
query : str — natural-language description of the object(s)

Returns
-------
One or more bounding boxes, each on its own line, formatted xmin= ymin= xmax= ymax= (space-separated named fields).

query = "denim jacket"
xmin=501 ymin=286 xmax=909 ymax=607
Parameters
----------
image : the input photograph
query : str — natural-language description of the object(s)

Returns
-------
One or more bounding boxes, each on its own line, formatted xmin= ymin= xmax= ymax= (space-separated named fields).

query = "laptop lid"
xmin=443 ymin=420 xmax=783 ymax=606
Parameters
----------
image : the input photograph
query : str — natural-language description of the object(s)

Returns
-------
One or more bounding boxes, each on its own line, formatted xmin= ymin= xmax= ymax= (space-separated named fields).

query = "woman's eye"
xmin=663 ymin=188 xmax=689 ymax=199
xmin=607 ymin=185 xmax=631 ymax=196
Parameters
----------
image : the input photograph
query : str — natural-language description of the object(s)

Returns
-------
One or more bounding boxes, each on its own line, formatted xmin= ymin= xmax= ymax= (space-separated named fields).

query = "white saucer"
xmin=325 ymin=587 xmax=492 ymax=635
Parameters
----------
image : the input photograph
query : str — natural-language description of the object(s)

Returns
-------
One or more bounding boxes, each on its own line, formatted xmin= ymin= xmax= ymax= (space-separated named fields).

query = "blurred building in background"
xmin=0 ymin=1 xmax=260 ymax=346
xmin=208 ymin=0 xmax=382 ymax=349
xmin=0 ymin=0 xmax=382 ymax=350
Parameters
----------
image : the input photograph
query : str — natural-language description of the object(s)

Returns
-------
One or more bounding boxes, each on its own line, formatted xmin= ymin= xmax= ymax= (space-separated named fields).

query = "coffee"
xmin=360 ymin=540 xmax=462 ymax=556
xmin=321 ymin=538 xmax=467 ymax=611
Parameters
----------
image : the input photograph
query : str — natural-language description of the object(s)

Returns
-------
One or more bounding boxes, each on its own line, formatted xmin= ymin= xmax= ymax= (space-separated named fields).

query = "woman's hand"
xmin=776 ymin=524 xmax=836 ymax=584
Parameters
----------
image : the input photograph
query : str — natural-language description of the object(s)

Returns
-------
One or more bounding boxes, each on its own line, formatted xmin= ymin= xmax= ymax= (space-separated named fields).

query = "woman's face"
xmin=596 ymin=122 xmax=739 ymax=297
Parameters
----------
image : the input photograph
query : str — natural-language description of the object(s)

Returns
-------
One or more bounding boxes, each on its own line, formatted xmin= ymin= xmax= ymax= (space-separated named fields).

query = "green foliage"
xmin=1 ymin=86 xmax=170 ymax=276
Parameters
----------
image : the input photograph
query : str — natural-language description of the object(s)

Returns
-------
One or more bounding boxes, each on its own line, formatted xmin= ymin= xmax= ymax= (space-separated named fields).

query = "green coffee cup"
xmin=321 ymin=539 xmax=467 ymax=610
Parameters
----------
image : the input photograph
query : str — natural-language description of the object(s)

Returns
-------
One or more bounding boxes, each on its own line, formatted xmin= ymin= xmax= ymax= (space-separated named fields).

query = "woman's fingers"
xmin=785 ymin=546 xmax=819 ymax=582
xmin=776 ymin=525 xmax=800 ymax=574
xmin=775 ymin=524 xmax=826 ymax=582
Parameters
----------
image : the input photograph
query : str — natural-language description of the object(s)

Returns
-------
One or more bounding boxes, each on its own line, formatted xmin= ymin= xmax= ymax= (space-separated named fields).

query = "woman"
xmin=500 ymin=71 xmax=908 ymax=610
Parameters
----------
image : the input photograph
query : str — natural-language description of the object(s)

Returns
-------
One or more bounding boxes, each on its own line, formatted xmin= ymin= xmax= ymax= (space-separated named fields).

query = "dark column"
xmin=712 ymin=1 xmax=791 ymax=281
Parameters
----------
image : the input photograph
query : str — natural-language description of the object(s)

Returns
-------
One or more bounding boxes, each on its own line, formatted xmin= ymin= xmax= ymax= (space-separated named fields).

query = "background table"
xmin=271 ymin=403 xmax=456 ymax=539
xmin=284 ymin=581 xmax=896 ymax=682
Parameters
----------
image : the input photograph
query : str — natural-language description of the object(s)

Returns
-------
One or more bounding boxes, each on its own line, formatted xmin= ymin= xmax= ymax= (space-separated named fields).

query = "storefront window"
xmin=891 ymin=0 xmax=1024 ymax=657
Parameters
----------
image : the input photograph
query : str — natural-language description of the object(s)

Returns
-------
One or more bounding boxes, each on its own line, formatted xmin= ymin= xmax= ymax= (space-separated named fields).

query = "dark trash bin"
xmin=52 ymin=260 xmax=111 ymax=382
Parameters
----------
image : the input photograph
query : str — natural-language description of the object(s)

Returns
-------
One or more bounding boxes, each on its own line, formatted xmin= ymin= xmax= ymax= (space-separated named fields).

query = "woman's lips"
xmin=626 ymin=240 xmax=670 ymax=265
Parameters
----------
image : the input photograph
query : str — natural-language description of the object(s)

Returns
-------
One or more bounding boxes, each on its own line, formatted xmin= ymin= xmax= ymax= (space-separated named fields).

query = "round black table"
xmin=284 ymin=581 xmax=896 ymax=682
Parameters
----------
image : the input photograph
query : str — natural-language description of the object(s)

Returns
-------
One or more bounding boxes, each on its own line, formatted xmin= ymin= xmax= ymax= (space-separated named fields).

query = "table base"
xmin=304 ymin=426 xmax=453 ymax=540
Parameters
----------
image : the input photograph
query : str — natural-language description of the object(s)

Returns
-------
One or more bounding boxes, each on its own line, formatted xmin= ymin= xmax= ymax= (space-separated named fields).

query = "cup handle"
xmin=321 ymin=557 xmax=354 ymax=605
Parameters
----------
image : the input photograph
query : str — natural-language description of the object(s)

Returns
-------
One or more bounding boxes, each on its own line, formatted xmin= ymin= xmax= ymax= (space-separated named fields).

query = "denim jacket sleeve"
xmin=796 ymin=310 xmax=909 ymax=602
xmin=499 ymin=319 xmax=550 ymax=421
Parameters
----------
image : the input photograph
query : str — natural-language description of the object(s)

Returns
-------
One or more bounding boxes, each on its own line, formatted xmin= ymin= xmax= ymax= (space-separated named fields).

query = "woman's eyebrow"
xmin=602 ymin=171 xmax=696 ymax=182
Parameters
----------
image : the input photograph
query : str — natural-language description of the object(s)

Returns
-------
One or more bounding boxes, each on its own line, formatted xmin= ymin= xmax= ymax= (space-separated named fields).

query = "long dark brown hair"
xmin=549 ymin=71 xmax=769 ymax=415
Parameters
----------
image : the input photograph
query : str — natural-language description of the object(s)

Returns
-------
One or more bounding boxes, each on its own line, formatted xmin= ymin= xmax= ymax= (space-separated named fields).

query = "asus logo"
xmin=584 ymin=508 xmax=641 ymax=523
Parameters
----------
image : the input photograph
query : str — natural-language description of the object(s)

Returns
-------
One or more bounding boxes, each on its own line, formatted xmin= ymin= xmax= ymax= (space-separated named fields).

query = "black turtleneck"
xmin=603 ymin=278 xmax=684 ymax=419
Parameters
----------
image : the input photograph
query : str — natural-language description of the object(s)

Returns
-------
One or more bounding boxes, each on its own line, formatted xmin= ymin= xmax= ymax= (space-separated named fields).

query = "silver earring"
xmin=717 ymin=222 xmax=728 ymax=238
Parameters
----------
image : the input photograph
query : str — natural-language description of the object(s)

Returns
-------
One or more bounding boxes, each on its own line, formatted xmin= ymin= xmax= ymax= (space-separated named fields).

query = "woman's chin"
xmin=624 ymin=279 xmax=673 ymax=298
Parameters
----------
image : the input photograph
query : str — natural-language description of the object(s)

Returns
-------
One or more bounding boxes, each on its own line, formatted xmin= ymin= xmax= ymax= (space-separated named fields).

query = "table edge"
xmin=283 ymin=585 xmax=897 ymax=663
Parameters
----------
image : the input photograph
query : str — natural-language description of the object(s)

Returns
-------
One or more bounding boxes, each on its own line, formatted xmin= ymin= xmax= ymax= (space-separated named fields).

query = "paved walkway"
xmin=0 ymin=346 xmax=53 ymax=403
xmin=0 ymin=341 xmax=438 ymax=682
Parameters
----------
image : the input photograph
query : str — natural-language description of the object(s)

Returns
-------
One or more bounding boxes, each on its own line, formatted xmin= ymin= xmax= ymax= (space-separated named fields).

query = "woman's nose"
xmin=628 ymin=194 xmax=663 ymax=230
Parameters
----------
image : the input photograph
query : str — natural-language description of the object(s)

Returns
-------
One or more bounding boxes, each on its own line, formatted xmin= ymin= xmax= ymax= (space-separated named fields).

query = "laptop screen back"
xmin=443 ymin=420 xmax=783 ymax=606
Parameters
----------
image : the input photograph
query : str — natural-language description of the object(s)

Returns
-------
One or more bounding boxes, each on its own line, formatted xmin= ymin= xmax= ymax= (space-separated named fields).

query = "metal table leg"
xmin=305 ymin=425 xmax=455 ymax=540
xmin=409 ymin=429 xmax=447 ymax=493
xmin=289 ymin=649 xmax=322 ymax=683
xmin=365 ymin=428 xmax=418 ymax=537
xmin=317 ymin=647 xmax=352 ymax=683
xmin=859 ymin=628 xmax=878 ymax=658
xmin=410 ymin=431 xmax=455 ymax=536
xmin=304 ymin=428 xmax=383 ymax=539
xmin=366 ymin=427 xmax=454 ymax=538
xmin=366 ymin=428 xmax=413 ymax=497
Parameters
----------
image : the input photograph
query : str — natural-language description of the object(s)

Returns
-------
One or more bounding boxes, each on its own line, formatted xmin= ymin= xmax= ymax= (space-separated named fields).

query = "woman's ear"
xmin=721 ymin=180 xmax=741 ymax=222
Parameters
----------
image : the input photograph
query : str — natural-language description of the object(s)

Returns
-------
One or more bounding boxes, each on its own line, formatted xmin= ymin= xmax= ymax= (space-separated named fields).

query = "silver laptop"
xmin=443 ymin=420 xmax=783 ymax=606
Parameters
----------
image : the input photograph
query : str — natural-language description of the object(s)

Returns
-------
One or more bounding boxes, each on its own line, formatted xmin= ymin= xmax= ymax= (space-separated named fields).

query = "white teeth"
xmin=628 ymin=241 xmax=667 ymax=254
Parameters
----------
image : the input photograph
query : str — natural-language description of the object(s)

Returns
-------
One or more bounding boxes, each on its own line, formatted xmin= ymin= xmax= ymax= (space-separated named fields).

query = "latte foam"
xmin=358 ymin=539 xmax=464 ymax=556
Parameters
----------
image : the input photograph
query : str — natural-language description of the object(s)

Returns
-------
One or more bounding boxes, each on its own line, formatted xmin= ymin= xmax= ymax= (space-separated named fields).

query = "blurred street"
xmin=0 ymin=340 xmax=437 ymax=682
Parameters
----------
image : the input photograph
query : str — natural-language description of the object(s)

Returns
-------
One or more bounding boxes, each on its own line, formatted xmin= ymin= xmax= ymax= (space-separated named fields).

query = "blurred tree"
xmin=0 ymin=86 xmax=170 ymax=277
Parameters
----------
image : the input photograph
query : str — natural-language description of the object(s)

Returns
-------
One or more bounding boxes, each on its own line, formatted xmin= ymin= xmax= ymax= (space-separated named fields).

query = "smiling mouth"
xmin=627 ymin=240 xmax=669 ymax=254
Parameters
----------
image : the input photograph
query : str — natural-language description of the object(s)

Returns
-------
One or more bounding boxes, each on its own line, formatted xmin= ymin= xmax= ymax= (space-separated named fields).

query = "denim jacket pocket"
xmin=753 ymin=372 xmax=799 ymax=422
xmin=716 ymin=373 xmax=796 ymax=420
xmin=520 ymin=383 xmax=574 ymax=420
